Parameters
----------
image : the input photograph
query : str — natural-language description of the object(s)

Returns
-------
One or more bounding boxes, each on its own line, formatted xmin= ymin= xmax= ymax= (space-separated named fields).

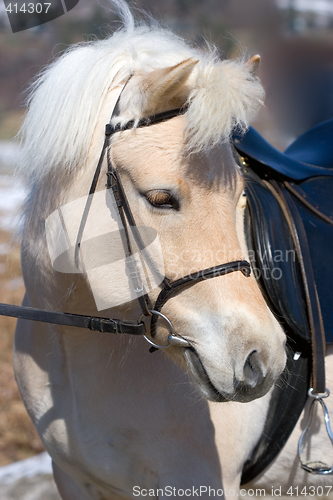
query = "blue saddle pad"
xmin=233 ymin=118 xmax=333 ymax=180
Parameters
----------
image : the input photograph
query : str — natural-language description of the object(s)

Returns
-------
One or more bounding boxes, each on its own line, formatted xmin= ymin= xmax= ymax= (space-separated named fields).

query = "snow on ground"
xmin=0 ymin=141 xmax=26 ymax=231
xmin=0 ymin=174 xmax=26 ymax=231
xmin=0 ymin=141 xmax=21 ymax=173
xmin=0 ymin=143 xmax=58 ymax=499
xmin=0 ymin=452 xmax=53 ymax=485
xmin=0 ymin=453 xmax=60 ymax=500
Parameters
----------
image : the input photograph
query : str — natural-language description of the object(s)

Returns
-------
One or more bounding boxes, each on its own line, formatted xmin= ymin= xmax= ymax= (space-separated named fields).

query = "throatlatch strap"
xmin=74 ymin=132 xmax=111 ymax=269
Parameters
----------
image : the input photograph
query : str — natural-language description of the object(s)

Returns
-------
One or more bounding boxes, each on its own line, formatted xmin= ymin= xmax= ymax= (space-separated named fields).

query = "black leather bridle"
xmin=0 ymin=87 xmax=251 ymax=350
xmin=84 ymin=98 xmax=251 ymax=350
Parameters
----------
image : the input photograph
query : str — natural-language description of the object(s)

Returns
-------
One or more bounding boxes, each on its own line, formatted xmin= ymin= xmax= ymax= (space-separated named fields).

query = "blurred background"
xmin=1 ymin=0 xmax=333 ymax=148
xmin=0 ymin=0 xmax=332 ymax=494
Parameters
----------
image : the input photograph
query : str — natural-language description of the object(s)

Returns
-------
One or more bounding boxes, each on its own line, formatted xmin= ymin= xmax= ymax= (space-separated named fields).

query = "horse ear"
xmin=246 ymin=55 xmax=260 ymax=75
xmin=140 ymin=58 xmax=199 ymax=113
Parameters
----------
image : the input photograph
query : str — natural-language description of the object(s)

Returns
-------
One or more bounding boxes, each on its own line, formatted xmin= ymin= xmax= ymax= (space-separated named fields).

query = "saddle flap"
xmin=244 ymin=169 xmax=311 ymax=341
xmin=290 ymin=176 xmax=333 ymax=345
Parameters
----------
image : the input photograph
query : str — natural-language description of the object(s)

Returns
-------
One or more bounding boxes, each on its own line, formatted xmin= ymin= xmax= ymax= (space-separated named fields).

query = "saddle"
xmin=233 ymin=118 xmax=333 ymax=483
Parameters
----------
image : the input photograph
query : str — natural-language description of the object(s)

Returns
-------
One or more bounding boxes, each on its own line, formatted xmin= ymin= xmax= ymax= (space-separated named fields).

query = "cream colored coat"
xmin=13 ymin=8 xmax=333 ymax=499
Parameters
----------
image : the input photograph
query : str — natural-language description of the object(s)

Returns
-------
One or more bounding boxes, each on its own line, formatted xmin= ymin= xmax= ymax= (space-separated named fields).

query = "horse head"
xmin=19 ymin=23 xmax=286 ymax=407
xmin=81 ymin=55 xmax=287 ymax=403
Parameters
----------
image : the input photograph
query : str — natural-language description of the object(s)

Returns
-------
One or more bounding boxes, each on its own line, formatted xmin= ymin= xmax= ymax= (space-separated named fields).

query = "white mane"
xmin=18 ymin=0 xmax=264 ymax=184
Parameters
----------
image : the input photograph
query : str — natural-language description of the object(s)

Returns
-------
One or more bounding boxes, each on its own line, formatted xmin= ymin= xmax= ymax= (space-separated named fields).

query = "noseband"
xmin=74 ymin=92 xmax=251 ymax=351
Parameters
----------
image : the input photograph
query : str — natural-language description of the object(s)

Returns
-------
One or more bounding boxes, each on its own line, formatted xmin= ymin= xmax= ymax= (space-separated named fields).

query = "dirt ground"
xmin=0 ymin=228 xmax=45 ymax=467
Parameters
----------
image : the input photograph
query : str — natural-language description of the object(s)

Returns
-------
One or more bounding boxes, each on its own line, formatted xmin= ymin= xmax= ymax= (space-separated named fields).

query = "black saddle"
xmin=234 ymin=118 xmax=333 ymax=346
xmin=234 ymin=119 xmax=333 ymax=484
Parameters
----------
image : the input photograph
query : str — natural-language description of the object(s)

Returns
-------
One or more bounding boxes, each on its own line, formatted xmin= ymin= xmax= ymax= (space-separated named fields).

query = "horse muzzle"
xmin=182 ymin=345 xmax=284 ymax=403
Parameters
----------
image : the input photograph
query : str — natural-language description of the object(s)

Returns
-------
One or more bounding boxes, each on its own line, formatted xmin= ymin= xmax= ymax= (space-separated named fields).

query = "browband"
xmin=106 ymin=107 xmax=188 ymax=136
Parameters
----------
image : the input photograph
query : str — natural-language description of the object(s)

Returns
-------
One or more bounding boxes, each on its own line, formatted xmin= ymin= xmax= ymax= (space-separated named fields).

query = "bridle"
xmin=75 ymin=84 xmax=251 ymax=351
xmin=0 ymin=84 xmax=251 ymax=351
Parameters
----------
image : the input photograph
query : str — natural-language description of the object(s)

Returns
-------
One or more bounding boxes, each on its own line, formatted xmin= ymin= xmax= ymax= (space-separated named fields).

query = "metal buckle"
xmin=134 ymin=283 xmax=144 ymax=293
xmin=108 ymin=318 xmax=122 ymax=335
xmin=298 ymin=388 xmax=333 ymax=474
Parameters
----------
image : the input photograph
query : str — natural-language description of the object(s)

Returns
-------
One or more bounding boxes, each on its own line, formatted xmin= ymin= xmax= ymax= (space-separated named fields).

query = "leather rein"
xmin=0 ymin=96 xmax=251 ymax=351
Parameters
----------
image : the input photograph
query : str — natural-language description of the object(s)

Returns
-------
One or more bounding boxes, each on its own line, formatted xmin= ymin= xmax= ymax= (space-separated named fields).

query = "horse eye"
xmin=145 ymin=190 xmax=178 ymax=210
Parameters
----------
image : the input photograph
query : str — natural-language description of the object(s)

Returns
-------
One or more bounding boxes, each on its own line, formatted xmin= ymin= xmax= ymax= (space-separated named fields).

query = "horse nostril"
xmin=243 ymin=350 xmax=266 ymax=388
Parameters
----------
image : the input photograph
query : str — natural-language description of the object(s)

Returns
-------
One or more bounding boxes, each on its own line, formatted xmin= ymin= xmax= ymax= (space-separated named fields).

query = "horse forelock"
xmin=18 ymin=8 xmax=264 ymax=187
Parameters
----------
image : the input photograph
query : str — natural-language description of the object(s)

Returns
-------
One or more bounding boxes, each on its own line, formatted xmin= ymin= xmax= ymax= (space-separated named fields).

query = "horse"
xmin=12 ymin=1 xmax=331 ymax=498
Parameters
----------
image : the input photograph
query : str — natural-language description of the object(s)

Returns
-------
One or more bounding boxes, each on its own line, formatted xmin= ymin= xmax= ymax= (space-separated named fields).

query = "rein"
xmin=1 ymin=94 xmax=251 ymax=351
